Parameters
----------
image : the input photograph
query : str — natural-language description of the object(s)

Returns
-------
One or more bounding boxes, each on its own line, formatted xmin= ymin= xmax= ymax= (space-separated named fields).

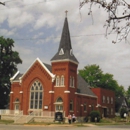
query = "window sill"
xmin=54 ymin=86 xmax=65 ymax=87
xmin=70 ymin=86 xmax=75 ymax=88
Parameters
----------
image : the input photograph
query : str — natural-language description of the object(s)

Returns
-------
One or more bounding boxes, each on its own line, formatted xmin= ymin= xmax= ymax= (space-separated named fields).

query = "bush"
xmin=89 ymin=111 xmax=101 ymax=122
xmin=120 ymin=108 xmax=127 ymax=118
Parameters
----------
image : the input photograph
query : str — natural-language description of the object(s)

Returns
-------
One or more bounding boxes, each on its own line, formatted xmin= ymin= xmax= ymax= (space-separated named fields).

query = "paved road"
xmin=0 ymin=124 xmax=130 ymax=130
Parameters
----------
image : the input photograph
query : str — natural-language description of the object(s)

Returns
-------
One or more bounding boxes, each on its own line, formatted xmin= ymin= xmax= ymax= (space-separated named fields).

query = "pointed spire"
xmin=65 ymin=10 xmax=68 ymax=17
xmin=51 ymin=13 xmax=78 ymax=64
xmin=58 ymin=16 xmax=72 ymax=53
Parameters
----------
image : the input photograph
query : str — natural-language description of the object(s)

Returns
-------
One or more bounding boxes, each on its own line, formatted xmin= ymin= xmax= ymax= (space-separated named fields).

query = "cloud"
xmin=0 ymin=0 xmax=130 ymax=90
xmin=8 ymin=11 xmax=34 ymax=28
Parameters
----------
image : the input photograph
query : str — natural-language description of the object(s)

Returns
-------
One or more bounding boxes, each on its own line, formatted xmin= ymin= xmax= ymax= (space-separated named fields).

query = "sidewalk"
xmin=24 ymin=123 xmax=96 ymax=127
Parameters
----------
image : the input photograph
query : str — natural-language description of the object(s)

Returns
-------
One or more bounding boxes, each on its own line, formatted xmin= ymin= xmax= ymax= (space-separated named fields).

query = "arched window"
xmin=55 ymin=97 xmax=63 ymax=112
xmin=30 ymin=80 xmax=43 ymax=109
xmin=15 ymin=98 xmax=19 ymax=102
xmin=69 ymin=100 xmax=73 ymax=111
xmin=14 ymin=98 xmax=20 ymax=111
xmin=70 ymin=76 xmax=75 ymax=87
xmin=107 ymin=97 xmax=109 ymax=104
xmin=72 ymin=77 xmax=74 ymax=87
xmin=60 ymin=75 xmax=64 ymax=86
xmin=103 ymin=96 xmax=105 ymax=103
xmin=84 ymin=103 xmax=87 ymax=111
xmin=111 ymin=97 xmax=113 ymax=104
xmin=56 ymin=76 xmax=60 ymax=86
xmin=57 ymin=97 xmax=63 ymax=102
xmin=70 ymin=76 xmax=72 ymax=87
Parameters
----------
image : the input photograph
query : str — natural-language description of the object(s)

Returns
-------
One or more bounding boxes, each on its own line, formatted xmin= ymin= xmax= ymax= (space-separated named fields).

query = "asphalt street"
xmin=0 ymin=124 xmax=130 ymax=130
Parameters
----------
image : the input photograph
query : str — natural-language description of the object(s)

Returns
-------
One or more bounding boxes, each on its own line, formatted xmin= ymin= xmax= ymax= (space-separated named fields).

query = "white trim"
xmin=11 ymin=80 xmax=19 ymax=83
xmin=75 ymin=92 xmax=97 ymax=98
xmin=54 ymin=86 xmax=65 ymax=87
xmin=54 ymin=102 xmax=63 ymax=105
xmin=96 ymin=104 xmax=101 ymax=107
xmin=64 ymin=90 xmax=70 ymax=93
xmin=51 ymin=59 xmax=79 ymax=65
xmin=37 ymin=58 xmax=55 ymax=79
xmin=102 ymin=106 xmax=107 ymax=108
xmin=10 ymin=91 xmax=13 ymax=94
xmin=20 ymin=58 xmax=55 ymax=82
xmin=49 ymin=91 xmax=54 ymax=93
xmin=70 ymin=49 xmax=73 ymax=56
xmin=10 ymin=71 xmax=20 ymax=81
xmin=44 ymin=106 xmax=48 ymax=109
xmin=19 ymin=91 xmax=23 ymax=93
xmin=70 ymin=86 xmax=75 ymax=88
xmin=59 ymin=48 xmax=64 ymax=55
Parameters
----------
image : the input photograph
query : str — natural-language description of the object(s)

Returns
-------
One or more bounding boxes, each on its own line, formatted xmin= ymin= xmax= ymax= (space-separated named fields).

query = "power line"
xmin=6 ymin=33 xmax=114 ymax=41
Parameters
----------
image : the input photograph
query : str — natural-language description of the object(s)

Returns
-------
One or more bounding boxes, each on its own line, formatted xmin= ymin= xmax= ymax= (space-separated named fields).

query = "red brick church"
xmin=9 ymin=16 xmax=115 ymax=118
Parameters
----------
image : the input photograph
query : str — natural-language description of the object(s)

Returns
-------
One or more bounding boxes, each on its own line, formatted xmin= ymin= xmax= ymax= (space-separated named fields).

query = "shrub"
xmin=89 ymin=111 xmax=101 ymax=122
xmin=120 ymin=108 xmax=127 ymax=118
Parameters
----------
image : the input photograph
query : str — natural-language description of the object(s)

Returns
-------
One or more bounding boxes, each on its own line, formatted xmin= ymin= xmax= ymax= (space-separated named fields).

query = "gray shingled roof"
xmin=51 ymin=17 xmax=78 ymax=64
xmin=13 ymin=73 xmax=23 ymax=81
xmin=77 ymin=74 xmax=96 ymax=97
xmin=115 ymin=97 xmax=129 ymax=112
xmin=43 ymin=63 xmax=52 ymax=72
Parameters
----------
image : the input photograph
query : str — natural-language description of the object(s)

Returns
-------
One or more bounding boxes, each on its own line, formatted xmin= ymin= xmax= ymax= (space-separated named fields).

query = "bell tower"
xmin=51 ymin=12 xmax=78 ymax=116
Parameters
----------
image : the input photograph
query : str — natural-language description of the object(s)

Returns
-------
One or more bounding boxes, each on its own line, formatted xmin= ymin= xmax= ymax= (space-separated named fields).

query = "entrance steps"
xmin=14 ymin=115 xmax=34 ymax=124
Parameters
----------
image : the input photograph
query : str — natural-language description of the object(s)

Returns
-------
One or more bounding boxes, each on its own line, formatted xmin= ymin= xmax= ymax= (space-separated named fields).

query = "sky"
xmin=0 ymin=0 xmax=130 ymax=90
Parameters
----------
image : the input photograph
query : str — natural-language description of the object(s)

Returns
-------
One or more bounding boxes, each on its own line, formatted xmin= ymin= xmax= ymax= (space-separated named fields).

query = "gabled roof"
xmin=77 ymin=74 xmax=97 ymax=97
xmin=21 ymin=58 xmax=55 ymax=80
xmin=115 ymin=96 xmax=129 ymax=112
xmin=51 ymin=17 xmax=78 ymax=64
xmin=43 ymin=63 xmax=52 ymax=72
xmin=10 ymin=71 xmax=23 ymax=82
xmin=10 ymin=58 xmax=55 ymax=82
xmin=13 ymin=73 xmax=23 ymax=81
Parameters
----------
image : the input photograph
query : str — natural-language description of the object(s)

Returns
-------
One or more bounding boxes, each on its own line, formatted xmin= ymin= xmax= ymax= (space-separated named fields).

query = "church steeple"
xmin=51 ymin=13 xmax=78 ymax=64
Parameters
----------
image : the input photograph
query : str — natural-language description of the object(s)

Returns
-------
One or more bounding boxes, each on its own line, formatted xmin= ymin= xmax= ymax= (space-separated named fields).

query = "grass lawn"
xmin=0 ymin=119 xmax=14 ymax=124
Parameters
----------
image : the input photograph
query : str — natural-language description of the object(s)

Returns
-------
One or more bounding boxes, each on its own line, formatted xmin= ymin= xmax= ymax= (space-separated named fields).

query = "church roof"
xmin=51 ymin=17 xmax=78 ymax=64
xmin=43 ymin=63 xmax=52 ymax=72
xmin=10 ymin=58 xmax=55 ymax=83
xmin=14 ymin=73 xmax=23 ymax=80
xmin=77 ymin=74 xmax=96 ymax=97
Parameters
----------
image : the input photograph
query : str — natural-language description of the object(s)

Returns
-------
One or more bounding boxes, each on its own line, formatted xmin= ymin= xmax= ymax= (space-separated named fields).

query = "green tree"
xmin=116 ymin=85 xmax=125 ymax=97
xmin=126 ymin=86 xmax=130 ymax=106
xmin=78 ymin=64 xmax=125 ymax=96
xmin=78 ymin=64 xmax=102 ymax=87
xmin=126 ymin=86 xmax=130 ymax=96
xmin=0 ymin=36 xmax=22 ymax=108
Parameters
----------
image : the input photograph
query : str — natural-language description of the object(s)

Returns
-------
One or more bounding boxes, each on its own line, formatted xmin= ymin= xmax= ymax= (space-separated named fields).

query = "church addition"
xmin=10 ymin=15 xmax=115 ymax=118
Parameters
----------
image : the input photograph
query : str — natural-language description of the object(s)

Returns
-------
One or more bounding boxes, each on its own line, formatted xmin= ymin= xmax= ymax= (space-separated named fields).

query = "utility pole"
xmin=0 ymin=2 xmax=5 ymax=6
